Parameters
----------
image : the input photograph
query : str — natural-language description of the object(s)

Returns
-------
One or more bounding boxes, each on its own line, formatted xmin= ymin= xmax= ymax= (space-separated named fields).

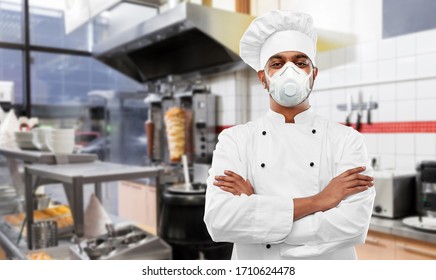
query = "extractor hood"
xmin=93 ymin=2 xmax=254 ymax=82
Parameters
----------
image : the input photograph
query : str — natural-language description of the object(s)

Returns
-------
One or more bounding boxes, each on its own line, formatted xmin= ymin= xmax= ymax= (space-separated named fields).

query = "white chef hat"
xmin=240 ymin=10 xmax=317 ymax=71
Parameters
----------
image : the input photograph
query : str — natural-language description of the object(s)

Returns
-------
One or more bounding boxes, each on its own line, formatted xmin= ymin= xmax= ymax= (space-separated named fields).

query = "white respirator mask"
xmin=264 ymin=62 xmax=313 ymax=107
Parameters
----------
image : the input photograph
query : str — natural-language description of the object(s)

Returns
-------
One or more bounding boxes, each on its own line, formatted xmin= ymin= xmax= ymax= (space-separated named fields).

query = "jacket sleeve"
xmin=281 ymin=128 xmax=375 ymax=257
xmin=204 ymin=126 xmax=295 ymax=244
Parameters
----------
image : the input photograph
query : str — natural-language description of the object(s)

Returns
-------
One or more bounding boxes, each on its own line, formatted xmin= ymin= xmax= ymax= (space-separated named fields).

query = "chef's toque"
xmin=240 ymin=10 xmax=317 ymax=71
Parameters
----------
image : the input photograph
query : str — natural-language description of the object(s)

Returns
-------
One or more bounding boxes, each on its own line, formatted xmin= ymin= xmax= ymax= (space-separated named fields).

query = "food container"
xmin=31 ymin=220 xmax=58 ymax=250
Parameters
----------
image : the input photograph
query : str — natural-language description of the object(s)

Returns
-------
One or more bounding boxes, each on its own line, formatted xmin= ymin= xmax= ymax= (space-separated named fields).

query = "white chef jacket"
xmin=204 ymin=107 xmax=375 ymax=260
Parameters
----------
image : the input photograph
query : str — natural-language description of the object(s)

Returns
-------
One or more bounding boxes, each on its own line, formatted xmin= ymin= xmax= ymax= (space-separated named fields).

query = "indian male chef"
xmin=204 ymin=10 xmax=376 ymax=260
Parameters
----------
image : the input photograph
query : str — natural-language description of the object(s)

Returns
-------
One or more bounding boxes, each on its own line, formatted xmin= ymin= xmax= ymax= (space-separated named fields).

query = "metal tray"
xmin=402 ymin=216 xmax=436 ymax=232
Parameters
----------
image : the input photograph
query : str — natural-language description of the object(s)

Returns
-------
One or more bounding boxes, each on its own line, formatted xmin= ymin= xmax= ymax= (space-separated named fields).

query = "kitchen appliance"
xmin=159 ymin=185 xmax=232 ymax=260
xmin=69 ymin=224 xmax=171 ymax=260
xmin=93 ymin=2 xmax=254 ymax=82
xmin=416 ymin=161 xmax=436 ymax=217
xmin=147 ymin=85 xmax=216 ymax=168
xmin=372 ymin=170 xmax=416 ymax=218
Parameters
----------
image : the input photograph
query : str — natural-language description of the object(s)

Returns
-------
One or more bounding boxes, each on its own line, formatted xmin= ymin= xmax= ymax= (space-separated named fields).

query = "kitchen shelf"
xmin=23 ymin=162 xmax=163 ymax=249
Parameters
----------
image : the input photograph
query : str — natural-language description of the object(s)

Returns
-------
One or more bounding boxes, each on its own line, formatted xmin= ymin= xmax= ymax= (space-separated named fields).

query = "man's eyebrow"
xmin=268 ymin=53 xmax=309 ymax=61
xmin=268 ymin=54 xmax=285 ymax=60
xmin=294 ymin=54 xmax=309 ymax=59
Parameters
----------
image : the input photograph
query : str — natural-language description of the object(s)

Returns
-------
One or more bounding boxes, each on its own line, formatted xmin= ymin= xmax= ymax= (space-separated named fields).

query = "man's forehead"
xmin=268 ymin=51 xmax=309 ymax=61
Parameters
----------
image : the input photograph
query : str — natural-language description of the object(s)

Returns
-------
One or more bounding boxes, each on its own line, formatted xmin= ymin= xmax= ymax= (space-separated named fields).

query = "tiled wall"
xmin=310 ymin=27 xmax=436 ymax=171
xmin=211 ymin=27 xmax=436 ymax=172
xmin=205 ymin=70 xmax=250 ymax=128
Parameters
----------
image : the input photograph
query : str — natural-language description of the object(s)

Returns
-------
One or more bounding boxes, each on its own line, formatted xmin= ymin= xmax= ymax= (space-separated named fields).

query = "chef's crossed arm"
xmin=281 ymin=129 xmax=376 ymax=257
xmin=204 ymin=126 xmax=375 ymax=256
xmin=204 ymin=126 xmax=295 ymax=244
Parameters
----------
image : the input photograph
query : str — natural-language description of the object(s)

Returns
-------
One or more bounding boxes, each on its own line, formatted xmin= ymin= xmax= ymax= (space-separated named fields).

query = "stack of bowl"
xmin=46 ymin=128 xmax=75 ymax=154
xmin=15 ymin=131 xmax=38 ymax=150
xmin=32 ymin=127 xmax=51 ymax=151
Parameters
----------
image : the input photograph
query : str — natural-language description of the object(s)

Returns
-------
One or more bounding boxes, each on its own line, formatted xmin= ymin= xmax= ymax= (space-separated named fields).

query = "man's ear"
xmin=313 ymin=67 xmax=318 ymax=80
xmin=258 ymin=71 xmax=267 ymax=89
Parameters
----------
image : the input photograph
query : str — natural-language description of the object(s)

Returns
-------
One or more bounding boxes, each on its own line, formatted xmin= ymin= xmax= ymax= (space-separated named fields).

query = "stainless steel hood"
xmin=93 ymin=2 xmax=254 ymax=82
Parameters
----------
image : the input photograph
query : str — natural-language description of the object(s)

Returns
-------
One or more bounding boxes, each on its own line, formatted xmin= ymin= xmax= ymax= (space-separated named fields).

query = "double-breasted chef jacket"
xmin=204 ymin=107 xmax=375 ymax=260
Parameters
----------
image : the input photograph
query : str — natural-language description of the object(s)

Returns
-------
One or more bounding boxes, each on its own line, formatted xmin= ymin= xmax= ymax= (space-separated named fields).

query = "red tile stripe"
xmin=344 ymin=121 xmax=436 ymax=133
xmin=218 ymin=121 xmax=436 ymax=134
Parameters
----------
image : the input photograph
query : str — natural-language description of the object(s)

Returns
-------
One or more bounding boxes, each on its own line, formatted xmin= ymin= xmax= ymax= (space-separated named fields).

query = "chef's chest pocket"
xmin=250 ymin=127 xmax=323 ymax=197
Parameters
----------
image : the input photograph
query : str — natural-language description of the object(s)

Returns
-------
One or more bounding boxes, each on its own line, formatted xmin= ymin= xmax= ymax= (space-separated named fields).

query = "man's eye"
xmin=295 ymin=61 xmax=308 ymax=67
xmin=271 ymin=62 xmax=283 ymax=68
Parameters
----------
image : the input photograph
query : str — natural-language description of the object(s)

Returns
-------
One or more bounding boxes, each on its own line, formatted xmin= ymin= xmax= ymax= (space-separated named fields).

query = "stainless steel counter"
xmin=370 ymin=216 xmax=436 ymax=244
xmin=24 ymin=162 xmax=163 ymax=249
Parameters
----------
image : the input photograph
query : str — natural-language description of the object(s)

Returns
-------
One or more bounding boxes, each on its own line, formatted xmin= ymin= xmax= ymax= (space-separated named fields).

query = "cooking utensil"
xmin=31 ymin=220 xmax=58 ymax=250
xmin=367 ymin=94 xmax=372 ymax=125
xmin=345 ymin=93 xmax=353 ymax=127
xmin=182 ymin=154 xmax=191 ymax=189
xmin=145 ymin=109 xmax=154 ymax=159
xmin=356 ymin=91 xmax=363 ymax=131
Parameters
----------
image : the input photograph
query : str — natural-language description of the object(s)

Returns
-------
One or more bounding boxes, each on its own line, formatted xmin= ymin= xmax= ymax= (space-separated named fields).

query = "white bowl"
xmin=46 ymin=139 xmax=75 ymax=154
xmin=47 ymin=135 xmax=75 ymax=142
xmin=15 ymin=131 xmax=33 ymax=140
xmin=16 ymin=139 xmax=38 ymax=150
xmin=32 ymin=128 xmax=52 ymax=151
xmin=49 ymin=128 xmax=75 ymax=136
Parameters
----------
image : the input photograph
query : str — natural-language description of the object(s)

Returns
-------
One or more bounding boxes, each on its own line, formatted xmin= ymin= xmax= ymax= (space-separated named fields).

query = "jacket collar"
xmin=266 ymin=107 xmax=316 ymax=126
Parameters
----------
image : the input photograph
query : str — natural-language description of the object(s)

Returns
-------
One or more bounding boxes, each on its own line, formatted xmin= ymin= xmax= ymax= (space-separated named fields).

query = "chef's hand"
xmin=214 ymin=170 xmax=254 ymax=196
xmin=316 ymin=166 xmax=373 ymax=211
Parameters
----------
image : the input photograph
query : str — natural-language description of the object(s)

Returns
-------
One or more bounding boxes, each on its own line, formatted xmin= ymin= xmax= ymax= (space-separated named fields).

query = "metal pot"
xmin=158 ymin=185 xmax=232 ymax=259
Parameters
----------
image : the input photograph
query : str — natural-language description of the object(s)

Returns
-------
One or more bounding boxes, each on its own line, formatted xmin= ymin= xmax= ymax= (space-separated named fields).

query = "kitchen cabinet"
xmin=356 ymin=230 xmax=436 ymax=259
xmin=118 ymin=180 xmax=158 ymax=235
xmin=395 ymin=236 xmax=436 ymax=260
xmin=355 ymin=231 xmax=396 ymax=260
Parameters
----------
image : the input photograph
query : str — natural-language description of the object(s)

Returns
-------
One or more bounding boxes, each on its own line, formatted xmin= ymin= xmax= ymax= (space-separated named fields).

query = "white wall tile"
xmin=361 ymin=61 xmax=378 ymax=83
xmin=396 ymin=99 xmax=415 ymax=122
xmin=222 ymin=110 xmax=236 ymax=125
xmin=330 ymin=68 xmax=346 ymax=86
xmin=396 ymin=81 xmax=415 ymax=100
xmin=379 ymin=37 xmax=396 ymax=60
xmin=396 ymin=56 xmax=416 ymax=79
xmin=345 ymin=45 xmax=361 ymax=65
xmin=416 ymin=98 xmax=436 ymax=121
xmin=416 ymin=79 xmax=436 ymax=99
xmin=380 ymin=154 xmax=396 ymax=170
xmin=378 ymin=59 xmax=396 ymax=81
xmin=314 ymin=71 xmax=330 ymax=88
xmin=316 ymin=51 xmax=331 ymax=70
xmin=330 ymin=88 xmax=347 ymax=107
xmin=377 ymin=101 xmax=396 ymax=122
xmin=396 ymin=33 xmax=416 ymax=57
xmin=416 ymin=53 xmax=436 ymax=77
xmin=416 ymin=29 xmax=436 ymax=54
xmin=330 ymin=48 xmax=346 ymax=69
xmin=221 ymin=94 xmax=236 ymax=111
xmin=330 ymin=108 xmax=348 ymax=124
xmin=415 ymin=134 xmax=436 ymax=156
xmin=378 ymin=83 xmax=396 ymax=101
xmin=396 ymin=155 xmax=416 ymax=171
xmin=313 ymin=91 xmax=330 ymax=107
xmin=379 ymin=134 xmax=396 ymax=154
xmin=415 ymin=155 xmax=436 ymax=167
xmin=361 ymin=42 xmax=379 ymax=62
xmin=316 ymin=107 xmax=331 ymax=120
xmin=363 ymin=134 xmax=378 ymax=155
xmin=395 ymin=134 xmax=415 ymax=155
xmin=345 ymin=64 xmax=361 ymax=84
